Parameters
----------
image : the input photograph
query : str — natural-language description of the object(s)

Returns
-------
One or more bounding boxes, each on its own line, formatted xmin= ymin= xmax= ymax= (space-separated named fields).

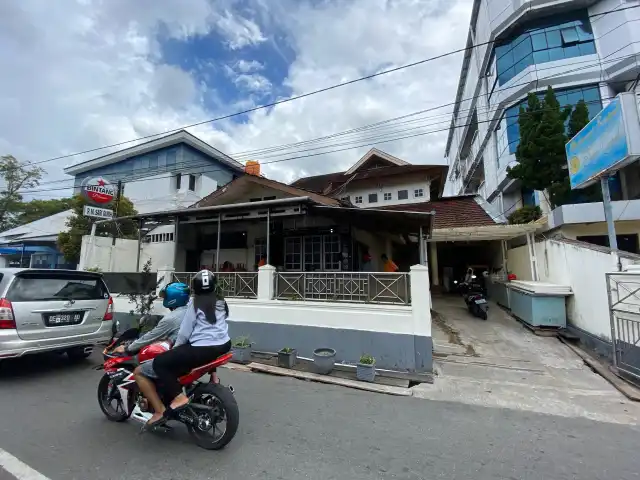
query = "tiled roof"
xmin=380 ymin=196 xmax=498 ymax=230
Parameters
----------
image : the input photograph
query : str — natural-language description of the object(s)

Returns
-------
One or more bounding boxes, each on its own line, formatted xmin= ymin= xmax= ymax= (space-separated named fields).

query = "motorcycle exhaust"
xmin=83 ymin=346 xmax=94 ymax=355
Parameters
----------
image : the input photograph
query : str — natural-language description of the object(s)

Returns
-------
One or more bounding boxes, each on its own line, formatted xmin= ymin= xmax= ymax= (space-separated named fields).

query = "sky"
xmin=0 ymin=0 xmax=472 ymax=200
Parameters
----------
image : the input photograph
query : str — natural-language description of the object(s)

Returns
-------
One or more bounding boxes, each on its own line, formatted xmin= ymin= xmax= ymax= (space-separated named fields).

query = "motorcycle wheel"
xmin=97 ymin=373 xmax=132 ymax=422
xmin=187 ymin=383 xmax=239 ymax=450
xmin=479 ymin=309 xmax=488 ymax=320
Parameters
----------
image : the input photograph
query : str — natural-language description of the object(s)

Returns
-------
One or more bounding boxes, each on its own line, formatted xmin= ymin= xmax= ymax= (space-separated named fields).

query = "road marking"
xmin=0 ymin=449 xmax=51 ymax=480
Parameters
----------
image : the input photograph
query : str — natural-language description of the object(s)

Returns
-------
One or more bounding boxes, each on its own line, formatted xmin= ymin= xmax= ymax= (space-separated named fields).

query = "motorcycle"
xmin=97 ymin=325 xmax=239 ymax=450
xmin=453 ymin=272 xmax=489 ymax=321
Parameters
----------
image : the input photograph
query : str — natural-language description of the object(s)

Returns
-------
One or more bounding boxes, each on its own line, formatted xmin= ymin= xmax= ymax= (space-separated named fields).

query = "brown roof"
xmin=380 ymin=196 xmax=498 ymax=230
xmin=194 ymin=174 xmax=342 ymax=208
xmin=291 ymin=164 xmax=448 ymax=195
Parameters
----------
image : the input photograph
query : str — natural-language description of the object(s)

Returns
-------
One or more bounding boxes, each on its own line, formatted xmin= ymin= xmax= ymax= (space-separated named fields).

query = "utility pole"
xmin=112 ymin=180 xmax=123 ymax=246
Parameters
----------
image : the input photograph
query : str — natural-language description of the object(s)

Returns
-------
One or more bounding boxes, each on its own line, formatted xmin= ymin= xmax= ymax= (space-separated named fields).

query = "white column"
xmin=257 ymin=264 xmax=276 ymax=300
xmin=429 ymin=242 xmax=439 ymax=286
xmin=410 ymin=264 xmax=432 ymax=337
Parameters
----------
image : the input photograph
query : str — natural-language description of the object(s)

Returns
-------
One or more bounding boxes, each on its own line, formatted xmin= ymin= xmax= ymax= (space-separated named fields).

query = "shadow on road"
xmin=0 ymin=352 xmax=98 ymax=381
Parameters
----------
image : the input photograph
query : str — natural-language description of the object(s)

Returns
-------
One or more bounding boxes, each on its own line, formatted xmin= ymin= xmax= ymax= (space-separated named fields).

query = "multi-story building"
xmin=445 ymin=0 xmax=640 ymax=252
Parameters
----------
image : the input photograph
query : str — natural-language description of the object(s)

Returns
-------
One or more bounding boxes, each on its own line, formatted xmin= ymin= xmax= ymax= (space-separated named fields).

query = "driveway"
xmin=417 ymin=294 xmax=640 ymax=424
xmin=1 ymin=352 xmax=640 ymax=479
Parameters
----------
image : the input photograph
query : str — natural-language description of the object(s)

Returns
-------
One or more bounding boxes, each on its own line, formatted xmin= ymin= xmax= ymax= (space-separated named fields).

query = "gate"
xmin=606 ymin=271 xmax=640 ymax=381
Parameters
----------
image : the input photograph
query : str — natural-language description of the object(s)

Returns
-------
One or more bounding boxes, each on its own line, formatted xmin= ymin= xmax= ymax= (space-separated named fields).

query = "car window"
xmin=6 ymin=273 xmax=109 ymax=302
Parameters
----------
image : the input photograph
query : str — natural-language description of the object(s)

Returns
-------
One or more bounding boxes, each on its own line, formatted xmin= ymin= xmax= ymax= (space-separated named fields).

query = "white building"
xmin=445 ymin=0 xmax=640 ymax=252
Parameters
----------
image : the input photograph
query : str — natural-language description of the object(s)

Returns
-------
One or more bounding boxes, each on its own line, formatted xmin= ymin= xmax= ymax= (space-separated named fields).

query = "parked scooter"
xmin=453 ymin=268 xmax=489 ymax=320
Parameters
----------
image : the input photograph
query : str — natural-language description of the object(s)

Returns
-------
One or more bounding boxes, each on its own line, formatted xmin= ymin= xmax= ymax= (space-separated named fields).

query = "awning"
xmin=429 ymin=223 xmax=539 ymax=242
xmin=311 ymin=205 xmax=433 ymax=234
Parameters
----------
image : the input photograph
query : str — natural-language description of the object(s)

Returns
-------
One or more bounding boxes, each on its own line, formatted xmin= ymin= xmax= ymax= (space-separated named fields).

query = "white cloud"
xmin=0 ymin=0 xmax=472 ymax=198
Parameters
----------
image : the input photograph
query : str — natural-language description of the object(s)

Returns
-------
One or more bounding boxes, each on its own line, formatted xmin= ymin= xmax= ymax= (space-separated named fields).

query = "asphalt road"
xmin=1 ymin=353 xmax=640 ymax=480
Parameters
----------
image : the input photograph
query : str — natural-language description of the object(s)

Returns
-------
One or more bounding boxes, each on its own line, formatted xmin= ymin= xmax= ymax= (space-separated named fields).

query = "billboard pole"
xmin=601 ymin=176 xmax=621 ymax=271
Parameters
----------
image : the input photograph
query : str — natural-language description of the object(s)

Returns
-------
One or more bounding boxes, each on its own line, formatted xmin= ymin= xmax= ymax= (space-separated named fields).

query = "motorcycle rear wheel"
xmin=187 ymin=383 xmax=239 ymax=450
xmin=97 ymin=373 xmax=132 ymax=422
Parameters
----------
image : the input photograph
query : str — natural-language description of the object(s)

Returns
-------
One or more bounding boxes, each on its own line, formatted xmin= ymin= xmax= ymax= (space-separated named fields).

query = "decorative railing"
xmin=275 ymin=272 xmax=411 ymax=305
xmin=172 ymin=272 xmax=258 ymax=299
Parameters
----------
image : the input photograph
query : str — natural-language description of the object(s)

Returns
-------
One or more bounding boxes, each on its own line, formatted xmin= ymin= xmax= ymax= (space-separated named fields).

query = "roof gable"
xmin=64 ymin=130 xmax=244 ymax=176
xmin=194 ymin=175 xmax=341 ymax=208
xmin=344 ymin=148 xmax=409 ymax=175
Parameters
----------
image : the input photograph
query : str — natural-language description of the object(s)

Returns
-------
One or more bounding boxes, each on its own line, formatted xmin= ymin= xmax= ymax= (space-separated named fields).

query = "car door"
xmin=6 ymin=270 xmax=110 ymax=341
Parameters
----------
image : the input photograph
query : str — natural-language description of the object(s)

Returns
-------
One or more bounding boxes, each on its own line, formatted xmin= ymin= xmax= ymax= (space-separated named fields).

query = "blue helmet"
xmin=160 ymin=282 xmax=190 ymax=309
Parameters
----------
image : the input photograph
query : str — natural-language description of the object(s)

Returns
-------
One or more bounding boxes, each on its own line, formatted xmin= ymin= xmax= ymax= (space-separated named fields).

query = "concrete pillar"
xmin=429 ymin=242 xmax=439 ymax=286
xmin=410 ymin=264 xmax=432 ymax=338
xmin=156 ymin=266 xmax=175 ymax=295
xmin=258 ymin=264 xmax=276 ymax=300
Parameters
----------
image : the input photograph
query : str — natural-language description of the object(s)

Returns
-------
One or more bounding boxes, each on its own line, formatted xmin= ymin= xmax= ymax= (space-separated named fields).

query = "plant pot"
xmin=356 ymin=362 xmax=376 ymax=382
xmin=277 ymin=349 xmax=297 ymax=369
xmin=312 ymin=347 xmax=336 ymax=375
xmin=232 ymin=345 xmax=252 ymax=364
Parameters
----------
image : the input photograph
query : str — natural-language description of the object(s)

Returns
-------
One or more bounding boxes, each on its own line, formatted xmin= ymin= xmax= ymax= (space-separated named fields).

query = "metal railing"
xmin=606 ymin=272 xmax=640 ymax=381
xmin=275 ymin=272 xmax=411 ymax=305
xmin=172 ymin=272 xmax=258 ymax=299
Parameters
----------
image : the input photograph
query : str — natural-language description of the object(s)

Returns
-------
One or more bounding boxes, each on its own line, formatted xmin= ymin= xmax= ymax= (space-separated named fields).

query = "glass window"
xmin=148 ymin=154 xmax=158 ymax=170
xmin=284 ymin=237 xmax=302 ymax=271
xmin=414 ymin=188 xmax=424 ymax=198
xmin=383 ymin=192 xmax=392 ymax=201
xmin=255 ymin=238 xmax=267 ymax=267
xmin=368 ymin=193 xmax=378 ymax=203
xmin=175 ymin=173 xmax=182 ymax=190
xmin=354 ymin=196 xmax=363 ymax=204
xmin=495 ymin=10 xmax=595 ymax=85
xmin=188 ymin=174 xmax=196 ymax=191
xmin=7 ymin=273 xmax=109 ymax=302
xmin=304 ymin=236 xmax=322 ymax=272
xmin=166 ymin=149 xmax=177 ymax=168
xmin=398 ymin=190 xmax=409 ymax=200
xmin=323 ymin=234 xmax=341 ymax=271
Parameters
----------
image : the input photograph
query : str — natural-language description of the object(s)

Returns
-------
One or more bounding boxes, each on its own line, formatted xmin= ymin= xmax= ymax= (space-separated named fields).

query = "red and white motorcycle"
xmin=97 ymin=326 xmax=239 ymax=450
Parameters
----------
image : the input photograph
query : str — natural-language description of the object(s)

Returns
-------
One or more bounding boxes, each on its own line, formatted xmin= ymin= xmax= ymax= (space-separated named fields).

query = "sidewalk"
xmin=412 ymin=295 xmax=640 ymax=425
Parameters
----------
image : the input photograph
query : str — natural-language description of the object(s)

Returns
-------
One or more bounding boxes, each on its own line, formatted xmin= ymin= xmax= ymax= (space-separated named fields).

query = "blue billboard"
xmin=566 ymin=95 xmax=630 ymax=190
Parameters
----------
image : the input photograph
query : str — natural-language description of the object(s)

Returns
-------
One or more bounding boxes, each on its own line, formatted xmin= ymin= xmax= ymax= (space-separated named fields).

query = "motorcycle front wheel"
xmin=97 ymin=373 xmax=132 ymax=422
xmin=187 ymin=383 xmax=239 ymax=450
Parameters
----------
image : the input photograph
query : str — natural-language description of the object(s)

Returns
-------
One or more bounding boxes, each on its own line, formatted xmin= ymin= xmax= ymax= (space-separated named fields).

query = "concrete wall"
xmin=79 ymin=235 xmax=174 ymax=272
xmin=507 ymin=238 xmax=638 ymax=343
xmin=110 ymin=265 xmax=433 ymax=372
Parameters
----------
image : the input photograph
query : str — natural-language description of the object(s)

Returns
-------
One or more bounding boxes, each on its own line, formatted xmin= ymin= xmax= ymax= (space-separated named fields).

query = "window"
xmin=188 ymin=174 xmax=196 ymax=191
xmin=383 ymin=192 xmax=392 ymax=201
xmin=249 ymin=197 xmax=261 ymax=202
xmin=284 ymin=237 xmax=302 ymax=271
xmin=263 ymin=196 xmax=276 ymax=201
xmin=254 ymin=238 xmax=267 ymax=267
xmin=168 ymin=232 xmax=174 ymax=242
xmin=304 ymin=236 xmax=322 ymax=271
xmin=414 ymin=188 xmax=424 ymax=198
xmin=354 ymin=196 xmax=363 ymax=204
xmin=175 ymin=173 xmax=182 ymax=190
xmin=521 ymin=188 xmax=538 ymax=207
xmin=323 ymin=234 xmax=341 ymax=270
xmin=502 ymin=84 xmax=602 ymax=155
xmin=398 ymin=190 xmax=409 ymax=200
xmin=166 ymin=149 xmax=177 ymax=168
xmin=368 ymin=193 xmax=378 ymax=203
xmin=6 ymin=272 xmax=109 ymax=302
xmin=495 ymin=11 xmax=595 ymax=85
xmin=148 ymin=154 xmax=158 ymax=170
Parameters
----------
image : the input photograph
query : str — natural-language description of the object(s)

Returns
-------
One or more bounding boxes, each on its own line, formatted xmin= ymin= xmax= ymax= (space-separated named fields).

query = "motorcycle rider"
xmin=144 ymin=270 xmax=232 ymax=429
xmin=112 ymin=282 xmax=191 ymax=357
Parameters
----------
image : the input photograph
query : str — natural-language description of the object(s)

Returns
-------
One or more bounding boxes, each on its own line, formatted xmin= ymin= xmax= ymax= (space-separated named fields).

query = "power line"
xmin=18 ymin=3 xmax=640 ymax=169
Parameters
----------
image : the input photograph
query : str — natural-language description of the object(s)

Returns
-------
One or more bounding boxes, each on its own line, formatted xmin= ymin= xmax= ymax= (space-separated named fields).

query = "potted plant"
xmin=357 ymin=354 xmax=376 ymax=382
xmin=312 ymin=347 xmax=336 ymax=375
xmin=231 ymin=336 xmax=253 ymax=364
xmin=277 ymin=347 xmax=298 ymax=369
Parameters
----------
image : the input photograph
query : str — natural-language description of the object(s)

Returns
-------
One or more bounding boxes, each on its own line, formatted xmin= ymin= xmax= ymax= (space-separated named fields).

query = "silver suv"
xmin=0 ymin=268 xmax=113 ymax=361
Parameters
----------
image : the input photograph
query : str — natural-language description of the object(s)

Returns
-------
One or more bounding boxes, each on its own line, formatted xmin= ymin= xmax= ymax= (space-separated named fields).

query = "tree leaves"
xmin=0 ymin=155 xmax=44 ymax=231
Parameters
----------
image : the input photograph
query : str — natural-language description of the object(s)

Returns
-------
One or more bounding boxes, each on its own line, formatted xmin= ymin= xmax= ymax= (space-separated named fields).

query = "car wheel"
xmin=67 ymin=346 xmax=92 ymax=361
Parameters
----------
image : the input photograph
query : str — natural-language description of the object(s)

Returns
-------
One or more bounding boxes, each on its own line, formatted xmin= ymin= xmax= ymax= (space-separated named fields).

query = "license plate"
xmin=45 ymin=312 xmax=83 ymax=326
xmin=474 ymin=299 xmax=487 ymax=304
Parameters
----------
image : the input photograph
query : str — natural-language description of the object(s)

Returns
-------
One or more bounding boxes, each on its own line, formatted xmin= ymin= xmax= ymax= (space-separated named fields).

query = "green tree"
xmin=57 ymin=195 xmax=138 ymax=263
xmin=508 ymin=205 xmax=542 ymax=224
xmin=507 ymin=86 xmax=572 ymax=208
xmin=13 ymin=198 xmax=75 ymax=226
xmin=0 ymin=155 xmax=44 ymax=231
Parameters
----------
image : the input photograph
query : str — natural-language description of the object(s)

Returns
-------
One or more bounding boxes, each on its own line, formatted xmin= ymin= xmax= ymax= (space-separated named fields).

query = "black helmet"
xmin=192 ymin=270 xmax=217 ymax=295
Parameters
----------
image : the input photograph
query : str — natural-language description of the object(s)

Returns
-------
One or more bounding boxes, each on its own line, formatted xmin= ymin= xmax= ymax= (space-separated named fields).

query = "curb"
xmin=248 ymin=363 xmax=413 ymax=397
xmin=559 ymin=337 xmax=640 ymax=402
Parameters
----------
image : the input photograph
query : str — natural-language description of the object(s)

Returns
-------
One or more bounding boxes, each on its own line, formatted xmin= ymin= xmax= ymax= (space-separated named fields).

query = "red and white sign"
xmin=81 ymin=177 xmax=116 ymax=206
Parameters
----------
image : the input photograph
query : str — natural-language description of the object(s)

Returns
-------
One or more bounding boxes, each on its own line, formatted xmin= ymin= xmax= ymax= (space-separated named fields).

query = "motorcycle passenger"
xmin=145 ymin=270 xmax=231 ymax=429
xmin=113 ymin=282 xmax=190 ymax=357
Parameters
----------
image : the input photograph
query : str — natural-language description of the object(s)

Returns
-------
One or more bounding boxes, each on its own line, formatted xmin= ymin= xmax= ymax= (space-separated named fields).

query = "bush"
xmin=508 ymin=205 xmax=542 ymax=225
